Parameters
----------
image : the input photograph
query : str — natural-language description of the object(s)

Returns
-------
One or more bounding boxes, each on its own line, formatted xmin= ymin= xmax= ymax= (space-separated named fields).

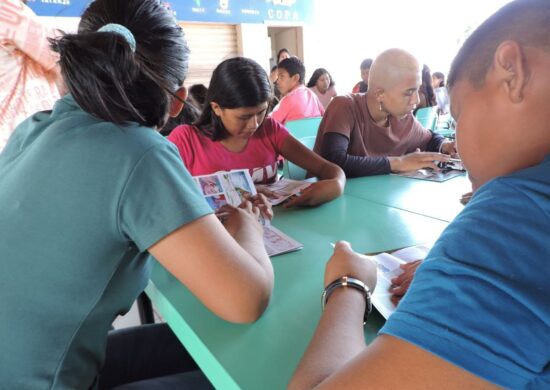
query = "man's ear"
xmin=373 ymin=86 xmax=385 ymax=102
xmin=493 ymin=40 xmax=528 ymax=104
xmin=291 ymin=73 xmax=301 ymax=86
xmin=169 ymin=87 xmax=188 ymax=117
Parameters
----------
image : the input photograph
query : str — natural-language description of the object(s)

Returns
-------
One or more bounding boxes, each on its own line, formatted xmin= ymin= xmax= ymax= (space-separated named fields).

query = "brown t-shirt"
xmin=313 ymin=93 xmax=433 ymax=157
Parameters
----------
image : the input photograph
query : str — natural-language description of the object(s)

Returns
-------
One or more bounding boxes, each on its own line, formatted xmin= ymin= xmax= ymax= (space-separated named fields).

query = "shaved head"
xmin=448 ymin=0 xmax=550 ymax=90
xmin=369 ymin=49 xmax=420 ymax=91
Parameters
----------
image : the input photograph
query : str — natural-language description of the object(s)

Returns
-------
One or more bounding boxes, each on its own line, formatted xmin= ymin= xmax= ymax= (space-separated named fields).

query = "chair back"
xmin=282 ymin=136 xmax=316 ymax=180
xmin=284 ymin=117 xmax=323 ymax=139
xmin=415 ymin=106 xmax=438 ymax=130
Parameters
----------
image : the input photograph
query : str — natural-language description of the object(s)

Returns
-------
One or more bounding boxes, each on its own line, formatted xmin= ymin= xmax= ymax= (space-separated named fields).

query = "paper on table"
xmin=393 ymin=169 xmax=464 ymax=182
xmin=370 ymin=244 xmax=431 ymax=319
xmin=263 ymin=226 xmax=303 ymax=257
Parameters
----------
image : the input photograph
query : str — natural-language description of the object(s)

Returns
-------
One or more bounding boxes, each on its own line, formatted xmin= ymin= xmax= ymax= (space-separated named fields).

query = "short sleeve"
xmin=380 ymin=178 xmax=550 ymax=388
xmin=118 ymin=142 xmax=212 ymax=252
xmin=265 ymin=118 xmax=290 ymax=152
xmin=318 ymin=96 xmax=355 ymax=138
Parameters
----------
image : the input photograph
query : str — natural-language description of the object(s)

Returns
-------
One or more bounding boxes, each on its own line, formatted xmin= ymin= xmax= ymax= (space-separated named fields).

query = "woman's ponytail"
xmin=50 ymin=0 xmax=189 ymax=129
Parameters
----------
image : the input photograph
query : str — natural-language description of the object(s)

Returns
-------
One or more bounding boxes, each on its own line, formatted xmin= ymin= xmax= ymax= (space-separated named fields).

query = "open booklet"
xmin=393 ymin=159 xmax=465 ymax=182
xmin=256 ymin=178 xmax=311 ymax=206
xmin=193 ymin=169 xmax=303 ymax=257
xmin=370 ymin=244 xmax=431 ymax=319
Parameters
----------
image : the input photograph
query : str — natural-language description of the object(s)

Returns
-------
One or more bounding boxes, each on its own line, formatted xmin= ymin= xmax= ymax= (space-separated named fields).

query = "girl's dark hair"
xmin=50 ymin=0 xmax=189 ymax=128
xmin=420 ymin=64 xmax=436 ymax=106
xmin=277 ymin=48 xmax=290 ymax=63
xmin=195 ymin=57 xmax=272 ymax=141
xmin=432 ymin=71 xmax=445 ymax=87
xmin=306 ymin=68 xmax=335 ymax=88
xmin=188 ymin=84 xmax=208 ymax=107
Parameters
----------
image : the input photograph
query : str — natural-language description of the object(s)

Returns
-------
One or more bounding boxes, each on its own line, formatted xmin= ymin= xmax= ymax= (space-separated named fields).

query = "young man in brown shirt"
xmin=313 ymin=49 xmax=456 ymax=177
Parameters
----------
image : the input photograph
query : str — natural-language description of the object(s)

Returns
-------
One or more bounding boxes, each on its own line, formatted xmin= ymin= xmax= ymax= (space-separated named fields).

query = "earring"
xmin=379 ymin=102 xmax=383 ymax=112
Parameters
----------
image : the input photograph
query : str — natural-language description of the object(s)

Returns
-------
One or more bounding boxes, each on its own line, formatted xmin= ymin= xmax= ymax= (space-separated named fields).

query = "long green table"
xmin=146 ymin=194 xmax=449 ymax=390
xmin=345 ymin=174 xmax=471 ymax=222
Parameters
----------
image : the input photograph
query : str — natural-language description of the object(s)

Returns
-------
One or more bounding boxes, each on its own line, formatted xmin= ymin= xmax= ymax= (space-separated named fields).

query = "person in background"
xmin=289 ymin=1 xmax=550 ymax=388
xmin=414 ymin=64 xmax=437 ymax=112
xmin=432 ymin=71 xmax=445 ymax=89
xmin=351 ymin=58 xmax=372 ymax=93
xmin=160 ymin=101 xmax=201 ymax=137
xmin=188 ymin=83 xmax=208 ymax=108
xmin=168 ymin=57 xmax=345 ymax=208
xmin=277 ymin=47 xmax=291 ymax=64
xmin=0 ymin=0 xmax=63 ymax=152
xmin=271 ymin=57 xmax=325 ymax=125
xmin=269 ymin=65 xmax=281 ymax=110
xmin=0 ymin=0 xmax=274 ymax=388
xmin=314 ymin=49 xmax=455 ymax=177
xmin=161 ymin=83 xmax=208 ymax=137
xmin=307 ymin=68 xmax=337 ymax=110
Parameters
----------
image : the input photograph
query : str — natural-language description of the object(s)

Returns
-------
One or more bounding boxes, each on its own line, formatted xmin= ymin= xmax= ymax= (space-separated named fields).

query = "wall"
xmin=302 ymin=0 xmax=514 ymax=93
xmin=237 ymin=24 xmax=271 ymax=73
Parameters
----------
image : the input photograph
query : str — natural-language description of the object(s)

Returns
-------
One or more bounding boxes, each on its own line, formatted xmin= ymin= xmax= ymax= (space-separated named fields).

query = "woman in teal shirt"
xmin=0 ymin=0 xmax=274 ymax=388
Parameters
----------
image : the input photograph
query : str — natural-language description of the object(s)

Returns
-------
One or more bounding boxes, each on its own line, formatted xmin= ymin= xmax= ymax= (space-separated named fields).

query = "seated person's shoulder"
xmin=380 ymin=164 xmax=550 ymax=387
xmin=325 ymin=94 xmax=356 ymax=114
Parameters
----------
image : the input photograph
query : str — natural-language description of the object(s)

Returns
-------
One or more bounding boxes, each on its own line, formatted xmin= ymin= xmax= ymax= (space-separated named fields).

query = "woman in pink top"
xmin=307 ymin=68 xmax=338 ymax=110
xmin=168 ymin=57 xmax=345 ymax=208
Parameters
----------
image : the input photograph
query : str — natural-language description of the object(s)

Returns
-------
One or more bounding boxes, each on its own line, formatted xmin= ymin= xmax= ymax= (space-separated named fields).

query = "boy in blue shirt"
xmin=289 ymin=1 xmax=550 ymax=388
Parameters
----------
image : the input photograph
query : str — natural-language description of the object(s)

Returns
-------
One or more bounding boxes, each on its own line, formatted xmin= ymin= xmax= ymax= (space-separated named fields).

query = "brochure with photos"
xmin=256 ymin=178 xmax=311 ymax=206
xmin=193 ymin=170 xmax=303 ymax=257
xmin=393 ymin=160 xmax=465 ymax=182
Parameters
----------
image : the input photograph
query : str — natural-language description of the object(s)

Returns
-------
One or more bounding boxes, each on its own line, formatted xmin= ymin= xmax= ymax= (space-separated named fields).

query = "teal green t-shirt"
xmin=0 ymin=96 xmax=212 ymax=389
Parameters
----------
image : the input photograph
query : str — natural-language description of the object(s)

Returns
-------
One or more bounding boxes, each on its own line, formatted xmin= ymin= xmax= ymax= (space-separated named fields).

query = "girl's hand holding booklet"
xmin=192 ymin=170 xmax=303 ymax=257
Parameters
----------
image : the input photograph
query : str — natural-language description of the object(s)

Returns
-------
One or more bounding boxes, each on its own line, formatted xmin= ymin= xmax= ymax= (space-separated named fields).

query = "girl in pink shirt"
xmin=168 ymin=57 xmax=345 ymax=208
xmin=307 ymin=68 xmax=338 ymax=110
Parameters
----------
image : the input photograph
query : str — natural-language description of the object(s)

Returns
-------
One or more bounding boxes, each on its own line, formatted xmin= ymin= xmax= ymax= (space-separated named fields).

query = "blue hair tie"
xmin=97 ymin=23 xmax=136 ymax=53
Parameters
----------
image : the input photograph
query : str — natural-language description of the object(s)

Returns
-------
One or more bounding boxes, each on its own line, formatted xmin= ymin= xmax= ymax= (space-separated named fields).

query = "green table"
xmin=345 ymin=174 xmax=471 ymax=222
xmin=146 ymin=195 xmax=449 ymax=390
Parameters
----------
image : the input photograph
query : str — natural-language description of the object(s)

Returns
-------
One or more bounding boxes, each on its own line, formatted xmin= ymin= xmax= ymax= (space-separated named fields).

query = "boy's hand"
xmin=390 ymin=260 xmax=422 ymax=304
xmin=389 ymin=150 xmax=450 ymax=172
xmin=324 ymin=241 xmax=377 ymax=292
xmin=440 ymin=140 xmax=458 ymax=156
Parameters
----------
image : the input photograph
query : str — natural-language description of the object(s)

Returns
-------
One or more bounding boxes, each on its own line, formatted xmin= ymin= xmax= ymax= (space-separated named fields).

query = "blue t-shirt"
xmin=0 ymin=95 xmax=212 ymax=389
xmin=381 ymin=156 xmax=550 ymax=388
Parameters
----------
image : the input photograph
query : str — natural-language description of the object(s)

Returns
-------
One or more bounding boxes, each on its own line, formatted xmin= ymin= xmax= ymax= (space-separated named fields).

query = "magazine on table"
xmin=393 ymin=159 xmax=465 ymax=182
xmin=256 ymin=178 xmax=311 ymax=206
xmin=193 ymin=169 xmax=303 ymax=257
xmin=369 ymin=244 xmax=431 ymax=319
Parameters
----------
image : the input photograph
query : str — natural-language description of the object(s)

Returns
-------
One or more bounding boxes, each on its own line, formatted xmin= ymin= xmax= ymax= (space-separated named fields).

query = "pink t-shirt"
xmin=270 ymin=85 xmax=325 ymax=124
xmin=309 ymin=85 xmax=337 ymax=110
xmin=0 ymin=0 xmax=61 ymax=151
xmin=168 ymin=118 xmax=290 ymax=184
